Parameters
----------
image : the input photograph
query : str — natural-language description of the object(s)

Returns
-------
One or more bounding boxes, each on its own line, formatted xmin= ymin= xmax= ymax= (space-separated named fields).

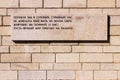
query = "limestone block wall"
xmin=0 ymin=0 xmax=120 ymax=80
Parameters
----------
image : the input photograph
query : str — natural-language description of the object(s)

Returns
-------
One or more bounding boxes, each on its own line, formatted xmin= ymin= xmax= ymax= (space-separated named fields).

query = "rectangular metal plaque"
xmin=11 ymin=14 xmax=107 ymax=41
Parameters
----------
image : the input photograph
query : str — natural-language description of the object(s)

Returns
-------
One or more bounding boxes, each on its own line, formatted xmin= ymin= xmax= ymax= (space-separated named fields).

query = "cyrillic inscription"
xmin=12 ymin=14 xmax=107 ymax=41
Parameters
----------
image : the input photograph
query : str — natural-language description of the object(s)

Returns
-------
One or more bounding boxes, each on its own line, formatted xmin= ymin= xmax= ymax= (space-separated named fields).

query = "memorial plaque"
xmin=11 ymin=13 xmax=107 ymax=41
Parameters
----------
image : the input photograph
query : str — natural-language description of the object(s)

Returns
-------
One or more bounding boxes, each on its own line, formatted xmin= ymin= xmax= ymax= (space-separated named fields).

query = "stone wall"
xmin=0 ymin=0 xmax=120 ymax=80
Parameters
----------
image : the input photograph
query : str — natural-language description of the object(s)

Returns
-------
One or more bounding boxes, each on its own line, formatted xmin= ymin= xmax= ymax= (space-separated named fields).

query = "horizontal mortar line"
xmin=0 ymin=69 xmax=117 ymax=72
xmin=1 ymin=62 xmax=120 ymax=64
xmin=0 ymin=7 xmax=20 ymax=9
xmin=0 ymin=35 xmax=11 ymax=37
xmin=31 ymin=52 xmax=75 ymax=53
xmin=47 ymin=69 xmax=82 ymax=71
xmin=0 ymin=25 xmax=11 ymax=28
xmin=110 ymin=7 xmax=120 ymax=9
xmin=0 ymin=70 xmax=20 ymax=71
xmin=0 ymin=15 xmax=9 ymax=16
xmin=10 ymin=62 xmax=39 ymax=63
xmin=36 ymin=7 xmax=116 ymax=9
xmin=78 ymin=52 xmax=115 ymax=53
xmin=110 ymin=25 xmax=120 ymax=26
xmin=7 ymin=62 xmax=120 ymax=64
xmin=39 ymin=70 xmax=76 ymax=71
xmin=86 ymin=7 xmax=116 ymax=9
xmin=9 ymin=45 xmax=41 ymax=46
xmin=1 ymin=15 xmax=10 ymax=16
xmin=90 ymin=70 xmax=119 ymax=71
xmin=99 ymin=62 xmax=120 ymax=64
xmin=72 ymin=45 xmax=107 ymax=46
xmin=0 ymin=25 xmax=11 ymax=26
xmin=0 ymin=62 xmax=33 ymax=63
xmin=40 ymin=62 xmax=81 ymax=63
xmin=19 ymin=7 xmax=43 ymax=8
xmin=110 ymin=34 xmax=120 ymax=36
xmin=2 ymin=52 xmax=114 ymax=54
xmin=54 ymin=52 xmax=103 ymax=54
xmin=6 ymin=8 xmax=36 ymax=9
xmin=81 ymin=62 xmax=117 ymax=63
xmin=17 ymin=70 xmax=47 ymax=71
xmin=1 ymin=45 xmax=107 ymax=46
xmin=42 ymin=7 xmax=65 ymax=9
xmin=36 ymin=8 xmax=101 ymax=9
xmin=0 ymin=7 xmax=119 ymax=9
xmin=79 ymin=62 xmax=114 ymax=63
xmin=107 ymin=15 xmax=120 ymax=16
xmin=0 ymin=35 xmax=11 ymax=36
xmin=27 ymin=7 xmax=116 ymax=9
xmin=44 ymin=69 xmax=117 ymax=71
xmin=110 ymin=35 xmax=120 ymax=36
xmin=63 ymin=7 xmax=116 ymax=9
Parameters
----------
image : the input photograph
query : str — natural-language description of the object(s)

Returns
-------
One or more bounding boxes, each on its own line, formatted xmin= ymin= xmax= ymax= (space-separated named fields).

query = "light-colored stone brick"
xmin=80 ymin=53 xmax=113 ymax=62
xmin=117 ymin=0 xmax=120 ymax=7
xmin=56 ymin=54 xmax=79 ymax=62
xmin=0 ymin=9 xmax=6 ymax=15
xmin=37 ymin=9 xmax=69 ymax=14
xmin=19 ymin=71 xmax=46 ymax=80
xmin=103 ymin=46 xmax=120 ymax=52
xmin=40 ymin=63 xmax=53 ymax=70
xmin=101 ymin=63 xmax=120 ymax=70
xmin=8 ymin=9 xmax=35 ymax=15
xmin=1 ymin=54 xmax=31 ymax=62
xmin=0 ymin=63 xmax=10 ymax=70
xmin=111 ymin=16 xmax=120 ymax=25
xmin=2 ymin=36 xmax=15 ymax=45
xmin=0 ymin=16 xmax=1 ymax=25
xmin=63 ymin=0 xmax=86 ymax=7
xmin=0 ymin=36 xmax=2 ymax=45
xmin=0 ymin=27 xmax=11 ymax=35
xmin=10 ymin=46 xmax=40 ymax=52
xmin=82 ymin=63 xmax=99 ymax=70
xmin=76 ymin=71 xmax=93 ymax=80
xmin=47 ymin=71 xmax=75 ymax=79
xmin=94 ymin=71 xmax=117 ymax=80
xmin=103 ymin=9 xmax=120 ymax=15
xmin=44 ymin=0 xmax=62 ymax=7
xmin=32 ymin=54 xmax=55 ymax=62
xmin=0 ymin=46 xmax=9 ymax=52
xmin=118 ymin=71 xmax=120 ymax=79
xmin=110 ymin=26 xmax=120 ymax=35
xmin=54 ymin=63 xmax=81 ymax=70
xmin=88 ymin=0 xmax=115 ymax=7
xmin=0 ymin=0 xmax=18 ymax=7
xmin=41 ymin=46 xmax=71 ymax=52
xmin=114 ymin=54 xmax=120 ymax=62
xmin=70 ymin=9 xmax=102 ymax=14
xmin=11 ymin=63 xmax=38 ymax=70
xmin=2 ymin=36 xmax=49 ymax=46
xmin=72 ymin=46 xmax=102 ymax=52
xmin=111 ymin=36 xmax=120 ymax=45
xmin=0 ymin=71 xmax=17 ymax=80
xmin=20 ymin=0 xmax=42 ymax=7
xmin=3 ymin=16 xmax=11 ymax=25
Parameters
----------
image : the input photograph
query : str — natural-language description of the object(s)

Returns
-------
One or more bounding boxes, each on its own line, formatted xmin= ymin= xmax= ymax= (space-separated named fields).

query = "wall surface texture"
xmin=0 ymin=0 xmax=120 ymax=80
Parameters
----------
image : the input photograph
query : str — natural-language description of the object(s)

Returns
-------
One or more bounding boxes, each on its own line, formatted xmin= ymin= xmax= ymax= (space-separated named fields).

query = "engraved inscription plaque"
xmin=11 ymin=14 xmax=107 ymax=41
